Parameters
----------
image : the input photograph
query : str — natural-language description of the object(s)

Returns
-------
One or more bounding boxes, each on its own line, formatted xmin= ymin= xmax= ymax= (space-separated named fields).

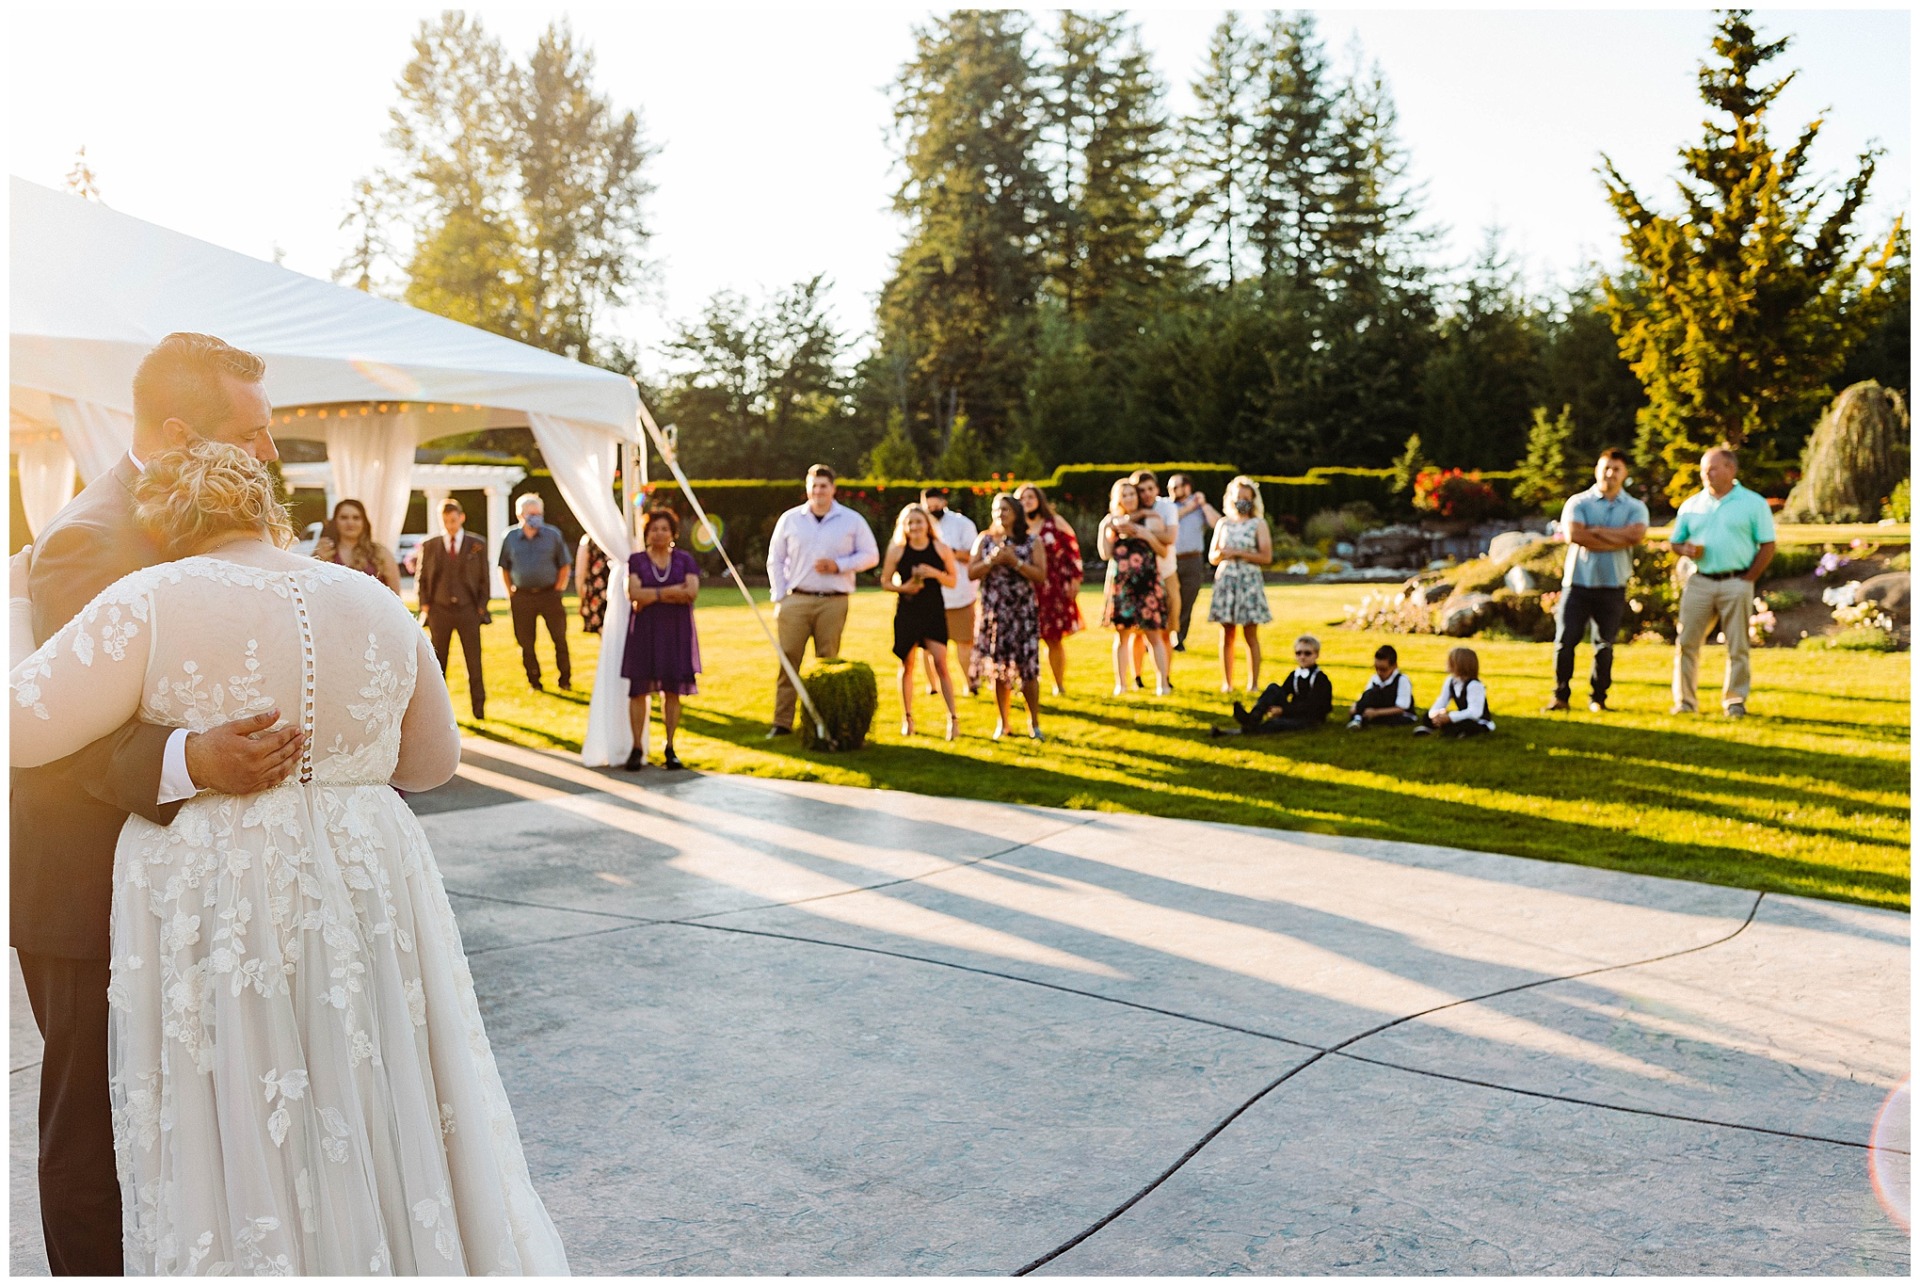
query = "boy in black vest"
xmin=1347 ymin=644 xmax=1417 ymax=729
xmin=1211 ymin=634 xmax=1334 ymax=736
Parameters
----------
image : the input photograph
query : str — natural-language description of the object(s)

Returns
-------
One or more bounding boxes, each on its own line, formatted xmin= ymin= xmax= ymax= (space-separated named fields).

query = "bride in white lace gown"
xmin=10 ymin=445 xmax=569 ymax=1275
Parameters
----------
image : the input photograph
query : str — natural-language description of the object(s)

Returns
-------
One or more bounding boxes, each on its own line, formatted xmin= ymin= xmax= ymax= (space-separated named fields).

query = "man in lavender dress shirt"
xmin=764 ymin=464 xmax=879 ymax=735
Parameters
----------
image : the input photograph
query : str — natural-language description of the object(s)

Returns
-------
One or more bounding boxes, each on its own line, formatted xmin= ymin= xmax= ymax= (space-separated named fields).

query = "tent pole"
xmin=632 ymin=403 xmax=834 ymax=748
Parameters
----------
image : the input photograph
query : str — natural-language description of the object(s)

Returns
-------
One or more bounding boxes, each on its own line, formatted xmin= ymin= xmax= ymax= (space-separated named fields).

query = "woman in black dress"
xmin=881 ymin=503 xmax=960 ymax=739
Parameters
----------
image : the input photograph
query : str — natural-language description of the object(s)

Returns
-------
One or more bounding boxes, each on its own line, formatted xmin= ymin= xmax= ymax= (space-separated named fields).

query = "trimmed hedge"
xmin=799 ymin=657 xmax=878 ymax=751
xmin=646 ymin=462 xmax=1523 ymax=577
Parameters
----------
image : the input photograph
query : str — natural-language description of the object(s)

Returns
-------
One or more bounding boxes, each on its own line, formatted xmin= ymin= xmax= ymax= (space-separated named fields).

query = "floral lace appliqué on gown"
xmin=12 ymin=555 xmax=568 ymax=1276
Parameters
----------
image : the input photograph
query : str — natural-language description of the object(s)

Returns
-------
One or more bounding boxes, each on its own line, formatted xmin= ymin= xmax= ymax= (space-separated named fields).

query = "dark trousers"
xmin=427 ymin=606 xmax=487 ymax=717
xmin=1553 ymin=584 xmax=1628 ymax=703
xmin=1175 ymin=554 xmax=1205 ymax=642
xmin=1420 ymin=712 xmax=1492 ymax=738
xmin=18 ymin=951 xmax=122 ymax=1276
xmin=508 ymin=587 xmax=570 ymax=688
xmin=1247 ymin=683 xmax=1323 ymax=734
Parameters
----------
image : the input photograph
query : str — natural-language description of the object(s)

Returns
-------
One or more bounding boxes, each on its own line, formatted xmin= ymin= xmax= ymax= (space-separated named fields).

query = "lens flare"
xmin=690 ymin=514 xmax=724 ymax=552
xmin=349 ymin=359 xmax=422 ymax=397
xmin=1870 ymin=1079 xmax=1910 ymax=1232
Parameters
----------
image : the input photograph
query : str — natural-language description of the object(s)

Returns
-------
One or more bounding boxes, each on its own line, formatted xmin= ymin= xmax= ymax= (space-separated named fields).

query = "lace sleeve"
xmin=10 ymin=572 xmax=155 ymax=768
xmin=391 ymin=631 xmax=460 ymax=792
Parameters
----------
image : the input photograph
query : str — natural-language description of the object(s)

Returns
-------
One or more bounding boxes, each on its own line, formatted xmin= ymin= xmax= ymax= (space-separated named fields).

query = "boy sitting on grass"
xmin=1211 ymin=635 xmax=1334 ymax=737
xmin=1347 ymin=644 xmax=1417 ymax=729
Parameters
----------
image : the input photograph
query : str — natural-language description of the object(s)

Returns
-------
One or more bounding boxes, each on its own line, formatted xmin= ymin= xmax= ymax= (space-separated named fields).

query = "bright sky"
xmin=9 ymin=5 xmax=1909 ymax=369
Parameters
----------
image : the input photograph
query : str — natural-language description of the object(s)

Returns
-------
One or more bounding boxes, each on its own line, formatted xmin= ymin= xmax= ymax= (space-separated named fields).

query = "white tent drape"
xmin=16 ymin=433 xmax=77 ymax=538
xmin=48 ymin=395 xmax=132 ymax=484
xmin=324 ymin=413 xmax=421 ymax=554
xmin=529 ymin=412 xmax=633 ymax=767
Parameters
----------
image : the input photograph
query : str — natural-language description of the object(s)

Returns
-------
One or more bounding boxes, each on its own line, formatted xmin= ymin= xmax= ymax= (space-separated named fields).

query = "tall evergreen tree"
xmin=876 ymin=11 xmax=1052 ymax=458
xmin=1245 ymin=12 xmax=1337 ymax=292
xmin=1176 ymin=13 xmax=1259 ymax=285
xmin=1600 ymin=9 xmax=1903 ymax=502
xmin=1038 ymin=11 xmax=1173 ymax=318
xmin=1419 ymin=230 xmax=1545 ymax=468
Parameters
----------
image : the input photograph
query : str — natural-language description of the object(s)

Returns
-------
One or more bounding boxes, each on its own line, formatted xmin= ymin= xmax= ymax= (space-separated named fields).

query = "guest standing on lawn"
xmin=1099 ymin=479 xmax=1171 ymax=696
xmin=1168 ymin=473 xmax=1220 ymax=651
xmin=1208 ymin=475 xmax=1273 ymax=693
xmin=1667 ymin=446 xmax=1776 ymax=719
xmin=1020 ymin=483 xmax=1083 ymax=697
xmin=882 ymin=503 xmax=960 ymax=740
xmin=1548 ymin=449 xmax=1648 ymax=713
xmin=498 ymin=493 xmax=572 ymax=692
xmin=970 ymin=494 xmax=1047 ymax=741
xmin=312 ymin=497 xmax=401 ymax=593
xmin=765 ymin=464 xmax=879 ymax=737
xmin=576 ymin=535 xmax=613 ymax=634
xmin=623 ymin=509 xmax=701 ymax=771
xmin=1130 ymin=470 xmax=1180 ymax=685
xmin=921 ymin=487 xmax=979 ymax=696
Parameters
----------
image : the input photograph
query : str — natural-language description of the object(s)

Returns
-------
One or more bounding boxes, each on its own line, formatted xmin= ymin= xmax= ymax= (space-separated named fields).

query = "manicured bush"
xmin=1781 ymin=381 xmax=1911 ymax=522
xmin=1491 ymin=589 xmax=1556 ymax=641
xmin=798 ymin=658 xmax=878 ymax=751
xmin=1304 ymin=502 xmax=1380 ymax=550
xmin=1762 ymin=545 xmax=1823 ymax=581
xmin=1885 ymin=477 xmax=1911 ymax=523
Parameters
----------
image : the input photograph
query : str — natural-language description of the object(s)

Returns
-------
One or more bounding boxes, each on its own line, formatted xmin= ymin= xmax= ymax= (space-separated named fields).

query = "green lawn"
xmin=445 ymin=583 xmax=1910 ymax=911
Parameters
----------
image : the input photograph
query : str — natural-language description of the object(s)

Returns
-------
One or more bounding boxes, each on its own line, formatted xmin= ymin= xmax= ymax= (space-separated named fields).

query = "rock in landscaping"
xmin=1486 ymin=530 xmax=1543 ymax=563
xmin=1440 ymin=591 xmax=1496 ymax=636
xmin=1355 ymin=525 xmax=1429 ymax=569
xmin=1858 ymin=572 xmax=1910 ymax=624
xmin=1503 ymin=565 xmax=1537 ymax=594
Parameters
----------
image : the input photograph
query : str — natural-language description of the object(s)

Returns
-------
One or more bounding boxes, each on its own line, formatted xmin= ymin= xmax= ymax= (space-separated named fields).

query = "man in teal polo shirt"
xmin=1668 ymin=446 xmax=1776 ymax=717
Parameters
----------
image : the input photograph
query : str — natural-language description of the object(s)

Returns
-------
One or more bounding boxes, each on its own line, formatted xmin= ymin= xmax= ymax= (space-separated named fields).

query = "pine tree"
xmin=1390 ymin=433 xmax=1431 ymax=500
xmin=1513 ymin=406 xmax=1580 ymax=512
xmin=1600 ymin=10 xmax=1903 ymax=503
xmin=1245 ymin=12 xmax=1336 ymax=292
xmin=876 ymin=11 xmax=1053 ymax=454
xmin=862 ymin=410 xmax=925 ymax=481
xmin=1176 ymin=13 xmax=1258 ymax=285
xmin=932 ymin=414 xmax=992 ymax=480
xmin=1418 ymin=230 xmax=1545 ymax=468
xmin=1038 ymin=11 xmax=1173 ymax=318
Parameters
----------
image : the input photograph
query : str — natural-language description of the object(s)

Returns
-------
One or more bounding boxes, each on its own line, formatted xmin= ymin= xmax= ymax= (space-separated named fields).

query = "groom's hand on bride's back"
xmin=185 ymin=711 xmax=306 ymax=795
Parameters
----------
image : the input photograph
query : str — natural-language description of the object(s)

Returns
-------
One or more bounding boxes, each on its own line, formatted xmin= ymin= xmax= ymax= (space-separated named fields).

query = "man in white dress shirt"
xmin=1130 ymin=469 xmax=1179 ymax=686
xmin=921 ymin=486 xmax=979 ymax=695
xmin=765 ymin=464 xmax=880 ymax=735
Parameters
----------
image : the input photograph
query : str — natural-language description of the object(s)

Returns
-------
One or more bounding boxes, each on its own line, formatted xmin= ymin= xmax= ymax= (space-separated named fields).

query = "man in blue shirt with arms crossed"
xmin=1548 ymin=448 xmax=1648 ymax=713
xmin=1668 ymin=446 xmax=1776 ymax=718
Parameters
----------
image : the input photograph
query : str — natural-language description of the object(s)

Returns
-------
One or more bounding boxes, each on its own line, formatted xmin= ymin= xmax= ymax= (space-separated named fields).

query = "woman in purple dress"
xmin=623 ymin=509 xmax=701 ymax=771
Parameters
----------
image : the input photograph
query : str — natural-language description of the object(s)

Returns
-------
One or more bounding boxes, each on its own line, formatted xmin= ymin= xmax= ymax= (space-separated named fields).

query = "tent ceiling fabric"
xmin=8 ymin=177 xmax=639 ymax=439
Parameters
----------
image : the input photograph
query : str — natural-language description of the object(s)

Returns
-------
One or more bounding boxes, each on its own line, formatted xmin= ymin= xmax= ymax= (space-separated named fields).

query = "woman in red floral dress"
xmin=1019 ymin=483 xmax=1083 ymax=696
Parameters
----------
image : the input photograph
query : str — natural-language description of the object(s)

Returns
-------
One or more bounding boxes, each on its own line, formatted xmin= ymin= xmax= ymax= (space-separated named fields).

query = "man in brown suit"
xmin=417 ymin=497 xmax=491 ymax=719
xmin=12 ymin=333 xmax=303 ymax=1274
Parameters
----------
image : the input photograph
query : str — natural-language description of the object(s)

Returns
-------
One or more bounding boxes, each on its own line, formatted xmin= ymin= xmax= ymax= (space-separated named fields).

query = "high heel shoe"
xmin=1112 ymin=682 xmax=1128 ymax=697
xmin=945 ymin=715 xmax=959 ymax=742
xmin=901 ymin=715 xmax=916 ymax=737
xmin=662 ymin=746 xmax=683 ymax=771
xmin=622 ymin=747 xmax=647 ymax=772
xmin=991 ymin=723 xmax=1007 ymax=741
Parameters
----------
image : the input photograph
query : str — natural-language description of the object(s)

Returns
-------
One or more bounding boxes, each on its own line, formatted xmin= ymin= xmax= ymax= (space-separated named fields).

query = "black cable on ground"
xmin=1012 ymin=891 xmax=1774 ymax=1275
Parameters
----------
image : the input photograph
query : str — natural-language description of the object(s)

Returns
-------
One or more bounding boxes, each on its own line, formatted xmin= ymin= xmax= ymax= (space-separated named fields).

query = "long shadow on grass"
xmin=676 ymin=709 xmax=1908 ymax=908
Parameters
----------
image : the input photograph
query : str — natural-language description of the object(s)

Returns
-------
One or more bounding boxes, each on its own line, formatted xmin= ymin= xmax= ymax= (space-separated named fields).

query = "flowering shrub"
xmin=1412 ymin=469 xmax=1503 ymax=522
xmin=1748 ymin=597 xmax=1776 ymax=645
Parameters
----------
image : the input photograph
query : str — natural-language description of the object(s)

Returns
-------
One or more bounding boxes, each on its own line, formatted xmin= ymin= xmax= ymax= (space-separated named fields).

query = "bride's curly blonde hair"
xmin=134 ymin=441 xmax=295 ymax=556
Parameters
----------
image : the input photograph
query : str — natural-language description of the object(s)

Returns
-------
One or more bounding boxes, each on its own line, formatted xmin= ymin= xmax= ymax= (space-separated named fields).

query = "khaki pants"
xmin=773 ymin=592 xmax=850 ymax=729
xmin=1673 ymin=574 xmax=1755 ymax=711
xmin=1160 ymin=572 xmax=1181 ymax=637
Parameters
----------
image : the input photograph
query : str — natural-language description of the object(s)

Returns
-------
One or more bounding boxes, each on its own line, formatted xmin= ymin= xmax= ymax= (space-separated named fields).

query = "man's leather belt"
xmin=789 ymin=589 xmax=848 ymax=596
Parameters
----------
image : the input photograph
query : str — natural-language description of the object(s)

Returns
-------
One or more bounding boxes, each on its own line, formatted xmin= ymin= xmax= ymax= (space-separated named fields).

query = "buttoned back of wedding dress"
xmin=11 ymin=555 xmax=570 ymax=1276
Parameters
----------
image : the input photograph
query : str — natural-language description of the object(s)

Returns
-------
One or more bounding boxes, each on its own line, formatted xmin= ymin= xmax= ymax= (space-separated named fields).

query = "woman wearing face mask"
xmin=312 ymin=497 xmax=402 ymax=594
xmin=1207 ymin=475 xmax=1273 ymax=692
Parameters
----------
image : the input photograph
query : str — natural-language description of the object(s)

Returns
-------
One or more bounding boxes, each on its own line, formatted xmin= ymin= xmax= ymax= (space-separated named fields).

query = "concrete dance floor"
xmin=11 ymin=739 xmax=1911 ymax=1274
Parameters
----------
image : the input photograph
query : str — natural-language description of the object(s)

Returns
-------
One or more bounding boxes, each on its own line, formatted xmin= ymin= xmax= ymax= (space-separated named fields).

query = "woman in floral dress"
xmin=1018 ymin=483 xmax=1082 ymax=696
xmin=1208 ymin=474 xmax=1274 ymax=692
xmin=968 ymin=493 xmax=1048 ymax=741
xmin=1097 ymin=478 xmax=1170 ymax=695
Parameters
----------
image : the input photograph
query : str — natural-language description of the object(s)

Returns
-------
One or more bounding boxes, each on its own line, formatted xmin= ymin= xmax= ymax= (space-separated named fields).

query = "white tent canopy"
xmin=10 ymin=176 xmax=645 ymax=766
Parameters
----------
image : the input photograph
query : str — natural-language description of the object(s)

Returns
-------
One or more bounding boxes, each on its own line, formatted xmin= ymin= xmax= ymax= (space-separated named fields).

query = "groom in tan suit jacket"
xmin=12 ymin=333 xmax=303 ymax=1274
